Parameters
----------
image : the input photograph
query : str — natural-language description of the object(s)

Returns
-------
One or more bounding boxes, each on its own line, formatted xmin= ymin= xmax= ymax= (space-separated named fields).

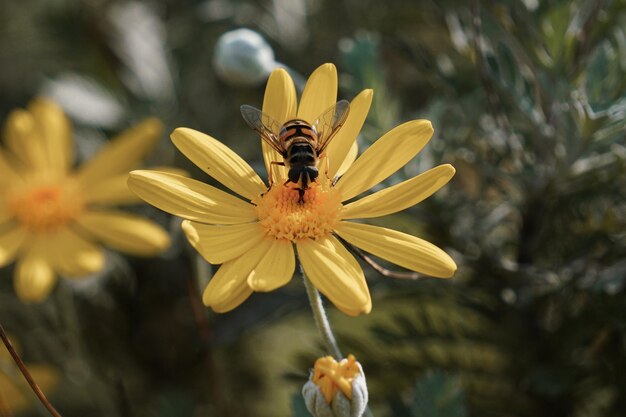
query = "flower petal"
xmin=81 ymin=166 xmax=188 ymax=206
xmin=128 ymin=170 xmax=257 ymax=224
xmin=262 ymin=68 xmax=297 ymax=181
xmin=247 ymin=239 xmax=295 ymax=292
xmin=3 ymin=109 xmax=49 ymax=172
xmin=297 ymin=236 xmax=371 ymax=316
xmin=81 ymin=172 xmax=139 ymax=205
xmin=46 ymin=229 xmax=105 ymax=277
xmin=0 ymin=226 xmax=27 ymax=267
xmin=342 ymin=164 xmax=455 ymax=219
xmin=326 ymin=89 xmax=373 ymax=179
xmin=76 ymin=118 xmax=163 ymax=186
xmin=334 ymin=141 xmax=358 ymax=178
xmin=77 ymin=210 xmax=170 ymax=256
xmin=171 ymin=128 xmax=266 ymax=201
xmin=28 ymin=98 xmax=73 ymax=174
xmin=334 ymin=222 xmax=456 ymax=278
xmin=211 ymin=284 xmax=254 ymax=313
xmin=182 ymin=220 xmax=266 ymax=264
xmin=202 ymin=239 xmax=272 ymax=307
xmin=14 ymin=252 xmax=57 ymax=303
xmin=297 ymin=63 xmax=338 ymax=123
xmin=335 ymin=120 xmax=434 ymax=201
xmin=0 ymin=150 xmax=21 ymax=185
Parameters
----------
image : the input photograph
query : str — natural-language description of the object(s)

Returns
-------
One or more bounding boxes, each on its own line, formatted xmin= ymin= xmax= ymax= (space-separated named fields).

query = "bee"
xmin=240 ymin=100 xmax=350 ymax=203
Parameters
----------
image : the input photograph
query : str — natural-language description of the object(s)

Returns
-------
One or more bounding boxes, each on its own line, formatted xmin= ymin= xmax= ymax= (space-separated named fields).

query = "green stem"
xmin=300 ymin=263 xmax=343 ymax=359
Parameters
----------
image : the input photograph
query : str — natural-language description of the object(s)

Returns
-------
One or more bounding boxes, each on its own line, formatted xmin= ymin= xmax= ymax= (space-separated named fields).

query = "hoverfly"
xmin=240 ymin=100 xmax=350 ymax=203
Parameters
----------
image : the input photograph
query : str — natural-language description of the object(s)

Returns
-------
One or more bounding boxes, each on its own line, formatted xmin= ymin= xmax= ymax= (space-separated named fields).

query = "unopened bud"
xmin=302 ymin=354 xmax=368 ymax=417
xmin=213 ymin=28 xmax=276 ymax=86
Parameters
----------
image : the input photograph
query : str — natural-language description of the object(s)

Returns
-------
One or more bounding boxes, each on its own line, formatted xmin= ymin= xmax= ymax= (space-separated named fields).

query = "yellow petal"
xmin=46 ymin=229 xmax=105 ymax=277
xmin=81 ymin=166 xmax=188 ymax=206
xmin=77 ymin=210 xmax=170 ymax=256
xmin=297 ymin=236 xmax=371 ymax=316
xmin=297 ymin=63 xmax=338 ymax=123
xmin=28 ymin=98 xmax=73 ymax=174
xmin=171 ymin=128 xmax=266 ymax=201
xmin=334 ymin=221 xmax=456 ymax=278
xmin=0 ymin=208 xmax=11 ymax=225
xmin=326 ymin=89 xmax=373 ymax=178
xmin=334 ymin=141 xmax=358 ymax=178
xmin=262 ymin=68 xmax=297 ymax=181
xmin=211 ymin=284 xmax=254 ymax=313
xmin=247 ymin=239 xmax=295 ymax=291
xmin=342 ymin=164 xmax=455 ymax=219
xmin=335 ymin=120 xmax=434 ymax=201
xmin=0 ymin=149 xmax=20 ymax=185
xmin=202 ymin=239 xmax=272 ymax=307
xmin=128 ymin=170 xmax=257 ymax=224
xmin=76 ymin=118 xmax=163 ymax=186
xmin=81 ymin=172 xmax=139 ymax=205
xmin=0 ymin=226 xmax=27 ymax=267
xmin=3 ymin=109 xmax=49 ymax=172
xmin=181 ymin=220 xmax=266 ymax=264
xmin=14 ymin=252 xmax=57 ymax=303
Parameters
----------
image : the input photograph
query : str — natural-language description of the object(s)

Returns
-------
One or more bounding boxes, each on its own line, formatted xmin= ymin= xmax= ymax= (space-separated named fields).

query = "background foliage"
xmin=0 ymin=0 xmax=624 ymax=416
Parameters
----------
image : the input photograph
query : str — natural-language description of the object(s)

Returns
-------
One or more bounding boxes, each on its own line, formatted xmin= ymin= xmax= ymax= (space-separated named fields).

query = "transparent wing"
xmin=312 ymin=99 xmax=350 ymax=155
xmin=240 ymin=104 xmax=286 ymax=156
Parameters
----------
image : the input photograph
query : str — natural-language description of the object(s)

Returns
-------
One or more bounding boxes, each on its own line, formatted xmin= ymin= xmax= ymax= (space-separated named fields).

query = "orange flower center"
xmin=254 ymin=183 xmax=342 ymax=241
xmin=312 ymin=354 xmax=360 ymax=403
xmin=7 ymin=182 xmax=83 ymax=233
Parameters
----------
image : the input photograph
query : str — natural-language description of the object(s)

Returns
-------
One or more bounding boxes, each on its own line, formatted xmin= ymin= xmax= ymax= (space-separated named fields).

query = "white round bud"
xmin=213 ymin=28 xmax=276 ymax=86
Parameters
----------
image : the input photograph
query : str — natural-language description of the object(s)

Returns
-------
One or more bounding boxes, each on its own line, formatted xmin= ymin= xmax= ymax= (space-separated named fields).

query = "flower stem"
xmin=300 ymin=263 xmax=343 ymax=359
xmin=0 ymin=325 xmax=63 ymax=417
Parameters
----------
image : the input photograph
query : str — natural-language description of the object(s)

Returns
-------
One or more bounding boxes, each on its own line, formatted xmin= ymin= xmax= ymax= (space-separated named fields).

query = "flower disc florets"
xmin=254 ymin=183 xmax=342 ymax=241
xmin=7 ymin=181 xmax=83 ymax=233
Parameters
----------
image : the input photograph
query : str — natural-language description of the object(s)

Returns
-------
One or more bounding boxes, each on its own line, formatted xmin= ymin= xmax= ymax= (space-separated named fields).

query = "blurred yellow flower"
xmin=129 ymin=63 xmax=456 ymax=316
xmin=0 ymin=337 xmax=59 ymax=412
xmin=0 ymin=98 xmax=170 ymax=302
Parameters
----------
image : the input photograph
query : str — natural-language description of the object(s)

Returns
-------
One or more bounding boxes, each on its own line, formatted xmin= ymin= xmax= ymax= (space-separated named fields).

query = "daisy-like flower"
xmin=128 ymin=63 xmax=456 ymax=316
xmin=0 ymin=98 xmax=170 ymax=302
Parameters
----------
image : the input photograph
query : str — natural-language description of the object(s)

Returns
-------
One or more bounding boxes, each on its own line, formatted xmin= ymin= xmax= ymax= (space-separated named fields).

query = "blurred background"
xmin=0 ymin=0 xmax=625 ymax=416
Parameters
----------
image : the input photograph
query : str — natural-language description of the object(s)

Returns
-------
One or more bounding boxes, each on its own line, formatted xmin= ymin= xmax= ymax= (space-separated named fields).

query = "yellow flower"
xmin=0 ymin=98 xmax=170 ymax=302
xmin=128 ymin=63 xmax=456 ymax=316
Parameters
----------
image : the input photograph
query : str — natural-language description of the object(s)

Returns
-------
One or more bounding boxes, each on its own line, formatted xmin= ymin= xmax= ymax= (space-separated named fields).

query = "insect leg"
xmin=324 ymin=155 xmax=330 ymax=179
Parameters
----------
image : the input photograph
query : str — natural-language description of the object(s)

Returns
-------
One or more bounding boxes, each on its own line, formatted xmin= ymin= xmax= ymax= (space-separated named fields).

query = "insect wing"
xmin=240 ymin=105 xmax=286 ymax=156
xmin=312 ymin=99 xmax=350 ymax=155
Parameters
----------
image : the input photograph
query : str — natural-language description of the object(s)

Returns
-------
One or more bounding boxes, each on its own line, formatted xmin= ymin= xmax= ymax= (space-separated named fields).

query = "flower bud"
xmin=213 ymin=28 xmax=276 ymax=86
xmin=302 ymin=354 xmax=368 ymax=417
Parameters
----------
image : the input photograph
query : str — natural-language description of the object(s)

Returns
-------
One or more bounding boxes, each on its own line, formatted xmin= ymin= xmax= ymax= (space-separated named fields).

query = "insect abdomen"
xmin=288 ymin=165 xmax=318 ymax=183
xmin=287 ymin=143 xmax=317 ymax=166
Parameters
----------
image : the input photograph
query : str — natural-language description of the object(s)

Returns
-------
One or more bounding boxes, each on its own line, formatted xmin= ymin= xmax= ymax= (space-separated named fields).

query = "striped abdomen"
xmin=279 ymin=120 xmax=320 ymax=194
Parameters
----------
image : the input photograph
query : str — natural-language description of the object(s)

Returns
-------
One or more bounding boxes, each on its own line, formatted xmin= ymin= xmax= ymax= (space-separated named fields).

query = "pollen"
xmin=7 ymin=182 xmax=84 ymax=233
xmin=254 ymin=183 xmax=342 ymax=241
